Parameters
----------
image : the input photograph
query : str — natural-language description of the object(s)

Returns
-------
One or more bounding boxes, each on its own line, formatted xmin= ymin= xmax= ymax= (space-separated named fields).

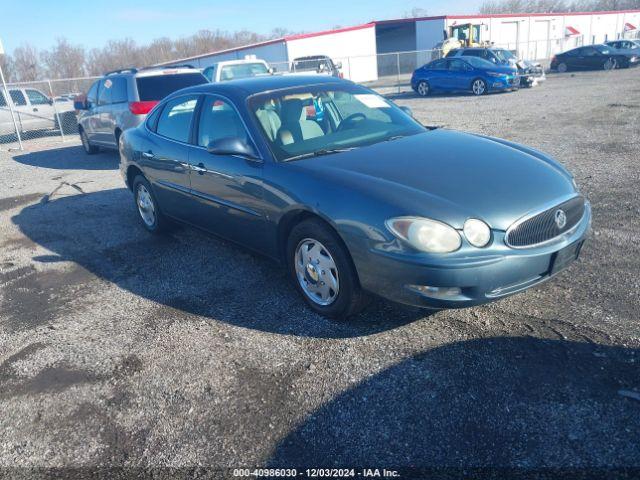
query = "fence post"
xmin=0 ymin=62 xmax=23 ymax=150
xmin=396 ymin=53 xmax=401 ymax=94
xmin=47 ymin=79 xmax=65 ymax=142
xmin=347 ymin=56 xmax=351 ymax=81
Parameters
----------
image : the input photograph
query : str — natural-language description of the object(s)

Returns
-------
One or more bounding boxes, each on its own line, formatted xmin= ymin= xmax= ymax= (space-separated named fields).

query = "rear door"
xmin=81 ymin=81 xmax=101 ymax=142
xmin=0 ymin=90 xmax=18 ymax=135
xmin=25 ymin=88 xmax=56 ymax=131
xmin=186 ymin=94 xmax=265 ymax=249
xmin=143 ymin=94 xmax=199 ymax=218
xmin=94 ymin=78 xmax=113 ymax=144
xmin=8 ymin=89 xmax=34 ymax=132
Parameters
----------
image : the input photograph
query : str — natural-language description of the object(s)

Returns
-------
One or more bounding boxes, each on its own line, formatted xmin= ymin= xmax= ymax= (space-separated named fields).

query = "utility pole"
xmin=0 ymin=38 xmax=24 ymax=150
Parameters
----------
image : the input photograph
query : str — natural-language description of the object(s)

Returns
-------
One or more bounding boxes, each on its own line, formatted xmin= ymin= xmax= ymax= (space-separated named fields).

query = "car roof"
xmin=171 ymin=74 xmax=348 ymax=97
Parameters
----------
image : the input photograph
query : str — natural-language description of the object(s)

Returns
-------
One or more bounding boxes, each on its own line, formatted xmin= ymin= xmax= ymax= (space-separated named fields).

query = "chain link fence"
xmin=1 ymin=30 xmax=638 ymax=152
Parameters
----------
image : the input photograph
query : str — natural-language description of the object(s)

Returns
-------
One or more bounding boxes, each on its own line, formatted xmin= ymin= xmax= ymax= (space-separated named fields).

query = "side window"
xmin=145 ymin=104 xmax=163 ymax=132
xmin=9 ymin=90 xmax=27 ymax=106
xmin=582 ymin=48 xmax=597 ymax=57
xmin=0 ymin=91 xmax=6 ymax=107
xmin=463 ymin=50 xmax=482 ymax=57
xmin=26 ymin=89 xmax=50 ymax=105
xmin=156 ymin=95 xmax=198 ymax=143
xmin=197 ymin=96 xmax=247 ymax=147
xmin=428 ymin=59 xmax=446 ymax=70
xmin=203 ymin=66 xmax=216 ymax=82
xmin=86 ymin=81 xmax=99 ymax=107
xmin=449 ymin=59 xmax=469 ymax=71
xmin=110 ymin=77 xmax=128 ymax=103
xmin=98 ymin=78 xmax=112 ymax=105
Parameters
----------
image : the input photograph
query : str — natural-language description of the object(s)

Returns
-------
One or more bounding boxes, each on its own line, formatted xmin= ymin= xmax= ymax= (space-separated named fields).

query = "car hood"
xmin=294 ymin=130 xmax=575 ymax=231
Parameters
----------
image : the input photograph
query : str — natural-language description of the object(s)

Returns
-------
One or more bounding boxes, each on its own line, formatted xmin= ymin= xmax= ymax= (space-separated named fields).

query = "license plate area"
xmin=550 ymin=240 xmax=583 ymax=275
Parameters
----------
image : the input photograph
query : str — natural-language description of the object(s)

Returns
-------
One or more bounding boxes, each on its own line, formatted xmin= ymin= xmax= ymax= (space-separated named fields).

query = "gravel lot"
xmin=1 ymin=69 xmax=639 ymax=478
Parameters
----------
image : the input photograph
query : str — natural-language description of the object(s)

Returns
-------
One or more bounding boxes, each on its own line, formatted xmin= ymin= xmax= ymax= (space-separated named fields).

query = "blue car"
xmin=411 ymin=56 xmax=520 ymax=96
xmin=119 ymin=75 xmax=589 ymax=319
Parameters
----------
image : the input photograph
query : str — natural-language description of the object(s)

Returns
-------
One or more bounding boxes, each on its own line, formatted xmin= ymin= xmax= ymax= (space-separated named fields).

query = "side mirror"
xmin=334 ymin=61 xmax=342 ymax=70
xmin=74 ymin=99 xmax=88 ymax=110
xmin=48 ymin=97 xmax=54 ymax=105
xmin=267 ymin=67 xmax=275 ymax=74
xmin=207 ymin=137 xmax=260 ymax=160
xmin=399 ymin=106 xmax=414 ymax=118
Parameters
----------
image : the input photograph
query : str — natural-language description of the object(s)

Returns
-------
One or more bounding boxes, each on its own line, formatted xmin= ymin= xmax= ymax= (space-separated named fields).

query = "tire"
xmin=471 ymin=78 xmax=487 ymax=96
xmin=132 ymin=175 xmax=169 ymax=234
xmin=557 ymin=62 xmax=568 ymax=73
xmin=416 ymin=80 xmax=430 ymax=97
xmin=286 ymin=218 xmax=368 ymax=319
xmin=80 ymin=128 xmax=98 ymax=154
xmin=603 ymin=58 xmax=617 ymax=71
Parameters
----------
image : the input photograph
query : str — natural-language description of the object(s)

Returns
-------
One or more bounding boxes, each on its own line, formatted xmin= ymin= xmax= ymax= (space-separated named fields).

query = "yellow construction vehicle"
xmin=449 ymin=23 xmax=486 ymax=48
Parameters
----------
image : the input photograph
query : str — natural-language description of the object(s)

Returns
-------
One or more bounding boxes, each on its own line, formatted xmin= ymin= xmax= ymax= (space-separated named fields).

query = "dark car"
xmin=411 ymin=56 xmax=519 ymax=96
xmin=446 ymin=47 xmax=545 ymax=87
xmin=119 ymin=76 xmax=590 ymax=318
xmin=550 ymin=44 xmax=639 ymax=72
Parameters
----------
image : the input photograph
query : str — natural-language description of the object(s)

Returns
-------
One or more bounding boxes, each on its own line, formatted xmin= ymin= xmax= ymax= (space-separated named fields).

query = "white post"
xmin=0 ymin=38 xmax=23 ymax=150
xmin=47 ymin=79 xmax=65 ymax=142
xmin=396 ymin=52 xmax=401 ymax=94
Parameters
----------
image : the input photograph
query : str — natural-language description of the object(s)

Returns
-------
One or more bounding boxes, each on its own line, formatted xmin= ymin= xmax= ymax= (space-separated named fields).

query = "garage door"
xmin=533 ymin=20 xmax=551 ymax=60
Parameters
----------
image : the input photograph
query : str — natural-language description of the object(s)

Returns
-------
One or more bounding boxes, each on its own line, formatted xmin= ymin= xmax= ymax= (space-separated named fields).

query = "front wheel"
xmin=556 ymin=62 xmax=568 ymax=73
xmin=603 ymin=58 xmax=617 ymax=70
xmin=132 ymin=176 xmax=169 ymax=233
xmin=416 ymin=80 xmax=430 ymax=97
xmin=80 ymin=128 xmax=98 ymax=154
xmin=471 ymin=78 xmax=487 ymax=96
xmin=286 ymin=219 xmax=368 ymax=319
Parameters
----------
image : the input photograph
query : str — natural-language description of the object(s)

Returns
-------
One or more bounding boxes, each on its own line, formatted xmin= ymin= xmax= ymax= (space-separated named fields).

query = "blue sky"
xmin=0 ymin=0 xmax=482 ymax=54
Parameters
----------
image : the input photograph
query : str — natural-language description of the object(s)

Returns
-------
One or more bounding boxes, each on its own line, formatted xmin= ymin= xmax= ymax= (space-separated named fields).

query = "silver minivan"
xmin=75 ymin=66 xmax=207 ymax=154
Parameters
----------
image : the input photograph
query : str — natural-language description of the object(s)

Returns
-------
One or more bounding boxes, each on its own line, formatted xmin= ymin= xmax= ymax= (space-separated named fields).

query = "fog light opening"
xmin=408 ymin=285 xmax=462 ymax=299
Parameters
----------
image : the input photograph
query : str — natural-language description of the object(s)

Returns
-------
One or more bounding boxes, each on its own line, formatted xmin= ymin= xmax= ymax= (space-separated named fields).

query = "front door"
xmin=24 ymin=88 xmax=56 ymax=131
xmin=187 ymin=94 xmax=265 ymax=251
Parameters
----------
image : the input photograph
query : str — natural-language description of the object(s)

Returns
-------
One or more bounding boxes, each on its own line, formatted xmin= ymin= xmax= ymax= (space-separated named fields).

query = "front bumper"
xmin=357 ymin=202 xmax=591 ymax=309
xmin=490 ymin=75 xmax=520 ymax=90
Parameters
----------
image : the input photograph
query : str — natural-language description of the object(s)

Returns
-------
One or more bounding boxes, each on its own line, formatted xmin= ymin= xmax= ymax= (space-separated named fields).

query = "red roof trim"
xmin=375 ymin=9 xmax=640 ymax=25
xmin=284 ymin=23 xmax=375 ymax=42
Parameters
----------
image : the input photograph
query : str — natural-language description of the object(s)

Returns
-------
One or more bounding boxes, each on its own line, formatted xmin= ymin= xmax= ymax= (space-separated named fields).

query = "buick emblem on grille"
xmin=555 ymin=209 xmax=567 ymax=229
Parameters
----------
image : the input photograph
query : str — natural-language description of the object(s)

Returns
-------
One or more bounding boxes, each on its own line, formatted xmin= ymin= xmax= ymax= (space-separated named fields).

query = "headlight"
xmin=487 ymin=72 xmax=506 ymax=78
xmin=386 ymin=217 xmax=461 ymax=253
xmin=463 ymin=218 xmax=491 ymax=248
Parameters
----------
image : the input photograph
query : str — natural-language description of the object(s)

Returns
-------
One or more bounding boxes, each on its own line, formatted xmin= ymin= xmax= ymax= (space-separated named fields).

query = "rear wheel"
xmin=286 ymin=219 xmax=368 ymax=319
xmin=471 ymin=78 xmax=487 ymax=96
xmin=132 ymin=176 xmax=169 ymax=233
xmin=416 ymin=80 xmax=430 ymax=97
xmin=80 ymin=128 xmax=98 ymax=154
xmin=557 ymin=62 xmax=568 ymax=73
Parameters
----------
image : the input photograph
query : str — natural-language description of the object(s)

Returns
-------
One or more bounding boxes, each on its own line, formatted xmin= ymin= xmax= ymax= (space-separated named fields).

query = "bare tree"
xmin=40 ymin=38 xmax=86 ymax=79
xmin=0 ymin=54 xmax=15 ymax=82
xmin=480 ymin=0 xmax=640 ymax=13
xmin=11 ymin=43 xmax=41 ymax=82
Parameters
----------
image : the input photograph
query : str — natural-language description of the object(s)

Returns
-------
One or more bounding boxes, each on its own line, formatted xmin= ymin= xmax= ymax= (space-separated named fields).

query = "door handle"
xmin=142 ymin=151 xmax=155 ymax=159
xmin=191 ymin=162 xmax=207 ymax=175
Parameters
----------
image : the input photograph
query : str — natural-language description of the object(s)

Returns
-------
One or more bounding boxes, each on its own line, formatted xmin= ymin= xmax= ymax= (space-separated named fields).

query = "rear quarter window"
xmin=135 ymin=73 xmax=207 ymax=101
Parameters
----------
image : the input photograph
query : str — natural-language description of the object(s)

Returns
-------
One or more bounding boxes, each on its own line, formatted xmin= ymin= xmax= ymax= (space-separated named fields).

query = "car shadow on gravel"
xmin=268 ymin=337 xmax=640 ymax=471
xmin=11 ymin=188 xmax=425 ymax=338
xmin=12 ymin=145 xmax=119 ymax=170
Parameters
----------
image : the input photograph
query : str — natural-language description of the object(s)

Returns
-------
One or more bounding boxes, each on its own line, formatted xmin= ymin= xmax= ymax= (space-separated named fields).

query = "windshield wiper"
xmin=284 ymin=147 xmax=357 ymax=162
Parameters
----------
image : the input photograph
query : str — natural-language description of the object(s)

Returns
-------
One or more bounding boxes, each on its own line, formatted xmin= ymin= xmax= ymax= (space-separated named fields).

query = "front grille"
xmin=505 ymin=196 xmax=585 ymax=248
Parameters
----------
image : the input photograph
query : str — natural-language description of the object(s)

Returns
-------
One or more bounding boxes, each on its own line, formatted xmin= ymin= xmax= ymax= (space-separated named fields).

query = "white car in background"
xmin=202 ymin=58 xmax=273 ymax=82
xmin=0 ymin=87 xmax=76 ymax=137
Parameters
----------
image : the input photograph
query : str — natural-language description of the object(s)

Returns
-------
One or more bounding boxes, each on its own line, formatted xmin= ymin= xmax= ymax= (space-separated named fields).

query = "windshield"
xmin=219 ymin=63 xmax=269 ymax=81
xmin=493 ymin=49 xmax=516 ymax=62
xmin=594 ymin=45 xmax=611 ymax=54
xmin=463 ymin=56 xmax=499 ymax=69
xmin=250 ymin=85 xmax=425 ymax=162
xmin=292 ymin=57 xmax=333 ymax=73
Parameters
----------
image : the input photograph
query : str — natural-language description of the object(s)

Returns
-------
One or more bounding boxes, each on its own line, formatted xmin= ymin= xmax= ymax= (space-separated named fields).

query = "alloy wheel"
xmin=557 ymin=63 xmax=568 ymax=73
xmin=294 ymin=238 xmax=340 ymax=306
xmin=472 ymin=79 xmax=486 ymax=95
xmin=417 ymin=81 xmax=429 ymax=96
xmin=136 ymin=184 xmax=156 ymax=227
xmin=604 ymin=58 xmax=616 ymax=70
